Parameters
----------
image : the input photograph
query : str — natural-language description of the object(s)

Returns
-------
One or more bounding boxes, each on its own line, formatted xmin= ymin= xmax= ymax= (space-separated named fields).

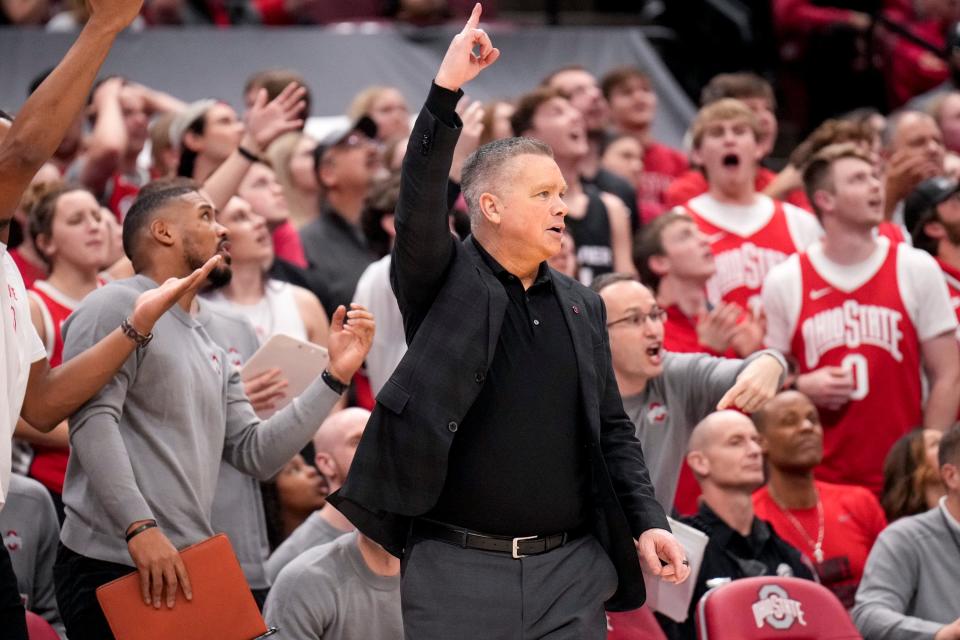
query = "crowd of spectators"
xmin=0 ymin=0 xmax=488 ymax=27
xmin=3 ymin=1 xmax=960 ymax=639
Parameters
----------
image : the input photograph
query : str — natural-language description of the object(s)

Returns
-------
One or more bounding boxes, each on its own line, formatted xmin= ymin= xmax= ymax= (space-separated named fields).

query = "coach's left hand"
xmin=636 ymin=528 xmax=690 ymax=584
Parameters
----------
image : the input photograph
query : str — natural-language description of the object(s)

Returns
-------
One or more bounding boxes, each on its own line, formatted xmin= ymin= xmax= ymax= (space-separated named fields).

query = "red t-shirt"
xmin=9 ymin=248 xmax=46 ymax=290
xmin=638 ymin=142 xmax=688 ymax=217
xmin=271 ymin=220 xmax=308 ymax=269
xmin=663 ymin=304 xmax=736 ymax=358
xmin=753 ymin=480 xmax=887 ymax=608
xmin=665 ymin=167 xmax=812 ymax=211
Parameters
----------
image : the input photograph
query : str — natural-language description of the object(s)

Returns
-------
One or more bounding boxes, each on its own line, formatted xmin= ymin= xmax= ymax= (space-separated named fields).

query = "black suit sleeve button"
xmin=474 ymin=371 xmax=485 ymax=384
xmin=447 ymin=421 xmax=459 ymax=433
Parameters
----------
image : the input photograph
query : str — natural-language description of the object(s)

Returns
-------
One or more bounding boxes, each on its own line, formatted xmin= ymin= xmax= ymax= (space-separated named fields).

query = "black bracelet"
xmin=121 ymin=318 xmax=153 ymax=348
xmin=322 ymin=369 xmax=349 ymax=394
xmin=125 ymin=521 xmax=158 ymax=543
xmin=238 ymin=146 xmax=261 ymax=163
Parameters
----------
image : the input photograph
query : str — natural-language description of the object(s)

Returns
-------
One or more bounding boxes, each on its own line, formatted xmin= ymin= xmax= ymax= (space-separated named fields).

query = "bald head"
xmin=686 ymin=410 xmax=764 ymax=492
xmin=313 ymin=407 xmax=370 ymax=454
xmin=312 ymin=408 xmax=369 ymax=489
xmin=688 ymin=410 xmax=751 ymax=453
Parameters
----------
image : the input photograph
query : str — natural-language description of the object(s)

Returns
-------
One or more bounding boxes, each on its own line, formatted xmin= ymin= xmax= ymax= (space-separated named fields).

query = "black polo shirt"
xmin=657 ymin=502 xmax=815 ymax=640
xmin=426 ymin=243 xmax=588 ymax=536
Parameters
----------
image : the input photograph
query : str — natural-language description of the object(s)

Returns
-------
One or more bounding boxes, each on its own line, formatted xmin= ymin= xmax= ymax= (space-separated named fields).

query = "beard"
xmin=184 ymin=240 xmax=232 ymax=289
xmin=207 ymin=263 xmax=233 ymax=288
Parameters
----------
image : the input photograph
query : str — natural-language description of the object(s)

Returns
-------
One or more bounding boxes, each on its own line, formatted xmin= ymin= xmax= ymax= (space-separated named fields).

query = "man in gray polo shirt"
xmin=264 ymin=531 xmax=401 ymax=640
xmin=53 ymin=184 xmax=375 ymax=640
xmin=592 ymin=274 xmax=786 ymax=512
xmin=853 ymin=423 xmax=960 ymax=639
xmin=265 ymin=408 xmax=367 ymax=582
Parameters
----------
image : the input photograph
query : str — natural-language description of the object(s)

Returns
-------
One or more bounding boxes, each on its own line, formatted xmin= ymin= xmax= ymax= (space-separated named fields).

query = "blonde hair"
xmin=266 ymin=132 xmax=316 ymax=228
xmin=690 ymin=98 xmax=761 ymax=149
xmin=801 ymin=142 xmax=875 ymax=217
xmin=347 ymin=86 xmax=393 ymax=122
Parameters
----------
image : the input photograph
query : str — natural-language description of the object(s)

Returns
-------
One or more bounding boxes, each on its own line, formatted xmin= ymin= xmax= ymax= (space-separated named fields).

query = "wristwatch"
xmin=322 ymin=369 xmax=349 ymax=394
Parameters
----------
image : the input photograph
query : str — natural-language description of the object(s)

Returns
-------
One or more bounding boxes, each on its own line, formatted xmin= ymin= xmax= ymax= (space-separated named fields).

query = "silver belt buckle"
xmin=511 ymin=535 xmax=537 ymax=559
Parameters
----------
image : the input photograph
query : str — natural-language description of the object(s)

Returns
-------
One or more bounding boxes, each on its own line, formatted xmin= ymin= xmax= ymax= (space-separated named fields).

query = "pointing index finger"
xmin=462 ymin=2 xmax=481 ymax=33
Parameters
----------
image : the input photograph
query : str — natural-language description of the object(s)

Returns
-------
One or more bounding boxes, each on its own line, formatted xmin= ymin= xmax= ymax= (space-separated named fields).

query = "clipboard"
xmin=96 ymin=534 xmax=277 ymax=640
xmin=240 ymin=334 xmax=329 ymax=418
xmin=641 ymin=517 xmax=709 ymax=623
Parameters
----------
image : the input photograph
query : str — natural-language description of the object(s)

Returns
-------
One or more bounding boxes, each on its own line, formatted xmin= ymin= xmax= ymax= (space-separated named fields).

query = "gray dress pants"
xmin=401 ymin=533 xmax=619 ymax=640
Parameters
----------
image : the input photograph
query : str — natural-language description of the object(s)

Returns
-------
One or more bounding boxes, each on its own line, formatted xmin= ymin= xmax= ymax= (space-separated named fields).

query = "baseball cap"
xmin=904 ymin=176 xmax=960 ymax=247
xmin=312 ymin=115 xmax=378 ymax=168
xmin=168 ymin=99 xmax=217 ymax=152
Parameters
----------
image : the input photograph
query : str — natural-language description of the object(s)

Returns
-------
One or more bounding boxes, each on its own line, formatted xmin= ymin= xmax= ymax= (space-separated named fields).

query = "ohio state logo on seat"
xmin=751 ymin=584 xmax=807 ymax=630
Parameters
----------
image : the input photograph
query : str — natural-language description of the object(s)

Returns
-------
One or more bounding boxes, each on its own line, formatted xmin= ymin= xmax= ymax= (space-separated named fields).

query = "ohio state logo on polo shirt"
xmin=646 ymin=403 xmax=668 ymax=425
xmin=751 ymin=584 xmax=806 ymax=630
xmin=210 ymin=352 xmax=222 ymax=376
xmin=227 ymin=347 xmax=243 ymax=369
xmin=3 ymin=529 xmax=22 ymax=552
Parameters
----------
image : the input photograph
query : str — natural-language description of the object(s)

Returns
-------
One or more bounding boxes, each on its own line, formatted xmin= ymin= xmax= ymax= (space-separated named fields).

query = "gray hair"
xmin=881 ymin=110 xmax=933 ymax=149
xmin=461 ymin=136 xmax=553 ymax=227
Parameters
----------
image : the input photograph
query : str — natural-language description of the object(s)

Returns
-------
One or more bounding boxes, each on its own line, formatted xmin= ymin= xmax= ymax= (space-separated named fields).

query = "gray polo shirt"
xmin=0 ymin=474 xmax=65 ymax=638
xmin=853 ymin=501 xmax=960 ymax=639
xmin=265 ymin=510 xmax=348 ymax=583
xmin=621 ymin=350 xmax=785 ymax=512
xmin=264 ymin=532 xmax=402 ymax=640
xmin=202 ymin=303 xmax=274 ymax=591
xmin=59 ymin=275 xmax=341 ymax=565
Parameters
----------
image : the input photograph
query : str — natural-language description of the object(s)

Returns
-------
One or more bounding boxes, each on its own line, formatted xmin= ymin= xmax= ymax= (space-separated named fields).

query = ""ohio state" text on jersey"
xmin=707 ymin=243 xmax=789 ymax=299
xmin=801 ymin=300 xmax=904 ymax=368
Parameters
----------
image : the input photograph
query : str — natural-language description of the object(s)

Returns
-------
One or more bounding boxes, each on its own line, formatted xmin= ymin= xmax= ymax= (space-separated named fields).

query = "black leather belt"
xmin=412 ymin=519 xmax=589 ymax=559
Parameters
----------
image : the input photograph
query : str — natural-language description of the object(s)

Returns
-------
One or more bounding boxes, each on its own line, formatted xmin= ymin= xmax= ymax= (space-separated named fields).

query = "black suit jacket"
xmin=328 ymin=85 xmax=668 ymax=611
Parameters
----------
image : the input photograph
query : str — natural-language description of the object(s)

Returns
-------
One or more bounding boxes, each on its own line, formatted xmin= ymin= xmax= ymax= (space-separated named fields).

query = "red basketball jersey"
xmin=27 ymin=281 xmax=95 ymax=495
xmin=683 ymin=198 xmax=801 ymax=314
xmin=790 ymin=243 xmax=921 ymax=493
xmin=106 ymin=171 xmax=143 ymax=221
xmin=28 ymin=280 xmax=80 ymax=367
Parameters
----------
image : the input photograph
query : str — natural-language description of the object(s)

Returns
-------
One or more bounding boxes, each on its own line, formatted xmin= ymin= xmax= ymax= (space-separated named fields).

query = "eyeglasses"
xmin=606 ymin=307 xmax=667 ymax=328
xmin=336 ymin=133 xmax=370 ymax=149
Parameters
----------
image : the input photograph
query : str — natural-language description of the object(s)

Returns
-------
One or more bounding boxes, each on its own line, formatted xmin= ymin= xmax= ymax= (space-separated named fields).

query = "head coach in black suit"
xmin=328 ymin=5 xmax=691 ymax=637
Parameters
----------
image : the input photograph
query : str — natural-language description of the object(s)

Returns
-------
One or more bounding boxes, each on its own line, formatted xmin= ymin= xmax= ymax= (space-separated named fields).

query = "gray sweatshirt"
xmin=853 ymin=501 xmax=960 ymax=639
xmin=621 ymin=350 xmax=786 ymax=512
xmin=264 ymin=532 xmax=402 ymax=640
xmin=0 ymin=474 xmax=65 ymax=638
xmin=59 ymin=275 xmax=341 ymax=565
xmin=265 ymin=510 xmax=348 ymax=583
xmin=202 ymin=303 xmax=274 ymax=591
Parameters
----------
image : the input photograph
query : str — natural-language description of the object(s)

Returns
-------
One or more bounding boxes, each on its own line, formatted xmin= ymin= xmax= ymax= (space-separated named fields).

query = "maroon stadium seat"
xmin=607 ymin=607 xmax=668 ymax=640
xmin=25 ymin=611 xmax=60 ymax=640
xmin=695 ymin=576 xmax=861 ymax=640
